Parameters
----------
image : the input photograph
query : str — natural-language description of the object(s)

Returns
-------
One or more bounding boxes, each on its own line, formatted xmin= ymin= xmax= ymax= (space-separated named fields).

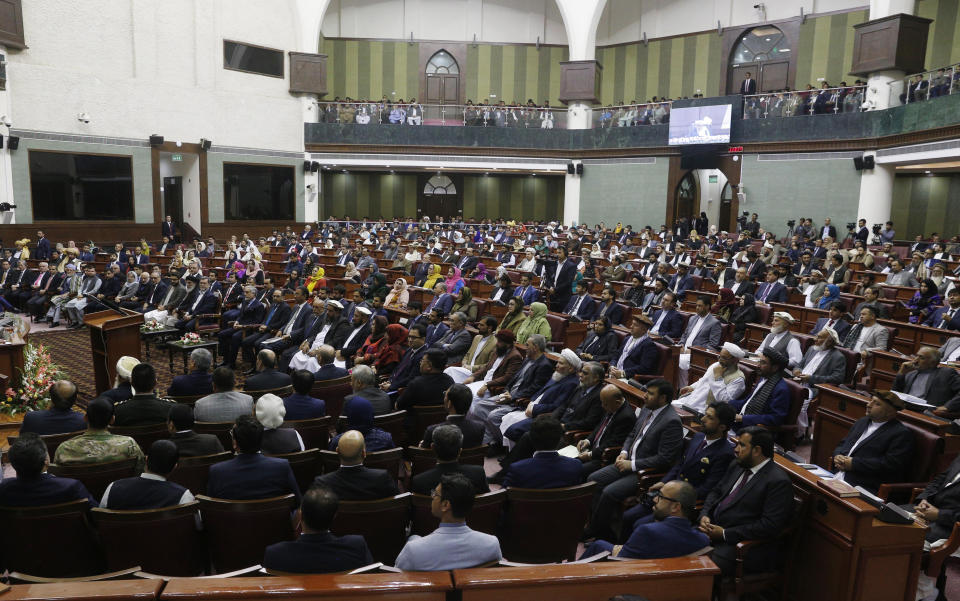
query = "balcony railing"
xmin=742 ymin=86 xmax=866 ymax=118
xmin=315 ymin=102 xmax=568 ymax=128
xmin=890 ymin=65 xmax=960 ymax=107
xmin=592 ymin=103 xmax=672 ymax=128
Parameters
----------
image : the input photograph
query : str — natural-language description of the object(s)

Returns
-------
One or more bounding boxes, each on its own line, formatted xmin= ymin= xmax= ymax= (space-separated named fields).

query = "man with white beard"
xmin=144 ymin=272 xmax=188 ymax=326
xmin=792 ymin=327 xmax=846 ymax=430
xmin=673 ymin=343 xmax=747 ymax=414
xmin=753 ymin=312 xmax=803 ymax=370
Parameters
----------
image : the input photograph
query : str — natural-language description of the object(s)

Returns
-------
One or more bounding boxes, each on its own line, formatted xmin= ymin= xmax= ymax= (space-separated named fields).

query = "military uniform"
xmin=53 ymin=430 xmax=145 ymax=473
xmin=113 ymin=393 xmax=176 ymax=427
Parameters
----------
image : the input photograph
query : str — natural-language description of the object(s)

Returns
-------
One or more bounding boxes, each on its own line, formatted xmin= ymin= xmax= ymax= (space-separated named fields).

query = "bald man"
xmin=312 ymin=430 xmax=398 ymax=500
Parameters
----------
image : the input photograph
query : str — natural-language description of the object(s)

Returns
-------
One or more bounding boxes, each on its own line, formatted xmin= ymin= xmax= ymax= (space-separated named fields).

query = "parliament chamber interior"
xmin=2 ymin=0 xmax=960 ymax=599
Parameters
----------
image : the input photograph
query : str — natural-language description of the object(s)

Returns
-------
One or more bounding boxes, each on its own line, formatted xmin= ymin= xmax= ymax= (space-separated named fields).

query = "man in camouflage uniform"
xmin=54 ymin=397 xmax=144 ymax=472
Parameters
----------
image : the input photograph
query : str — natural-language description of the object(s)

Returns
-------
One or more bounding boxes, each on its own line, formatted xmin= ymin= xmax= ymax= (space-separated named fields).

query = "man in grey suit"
xmin=940 ymin=336 xmax=960 ymax=364
xmin=842 ymin=306 xmax=889 ymax=361
xmin=884 ymin=257 xmax=919 ymax=288
xmin=793 ymin=327 xmax=847 ymax=429
xmin=586 ymin=378 xmax=683 ymax=541
xmin=343 ymin=365 xmax=392 ymax=415
xmin=431 ymin=312 xmax=472 ymax=365
xmin=893 ymin=346 xmax=960 ymax=414
xmin=193 ymin=367 xmax=254 ymax=423
xmin=679 ymin=296 xmax=723 ymax=351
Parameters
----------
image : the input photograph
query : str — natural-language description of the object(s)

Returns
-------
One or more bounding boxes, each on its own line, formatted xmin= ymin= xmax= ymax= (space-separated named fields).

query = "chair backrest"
xmin=837 ymin=347 xmax=860 ymax=385
xmin=410 ymin=405 xmax=448 ymax=444
xmin=310 ymin=375 xmax=351 ymax=419
xmin=500 ymin=482 xmax=596 ymax=563
xmin=194 ymin=421 xmax=234 ymax=450
xmin=264 ymin=448 xmax=320 ymax=494
xmin=406 ymin=445 xmax=438 ymax=478
xmin=244 ymin=385 xmax=293 ymax=401
xmin=634 ymin=342 xmax=671 ymax=382
xmin=755 ymin=304 xmax=773 ymax=325
xmin=91 ymin=502 xmax=205 ymax=577
xmin=7 ymin=430 xmax=84 ymax=459
xmin=410 ymin=489 xmax=506 ymax=538
xmin=459 ymin=445 xmax=488 ymax=467
xmin=318 ymin=447 xmax=403 ymax=482
xmin=196 ymin=494 xmax=297 ymax=574
xmin=281 ymin=415 xmax=332 ymax=451
xmin=167 ymin=451 xmax=233 ymax=495
xmin=374 ymin=410 xmax=407 ymax=446
xmin=331 ymin=493 xmax=412 ymax=565
xmin=545 ymin=312 xmax=568 ymax=344
xmin=775 ymin=378 xmax=808 ymax=450
xmin=0 ymin=499 xmax=105 ymax=577
xmin=48 ymin=458 xmax=139 ymax=500
xmin=169 ymin=394 xmax=204 ymax=406
xmin=902 ymin=422 xmax=945 ymax=483
xmin=108 ymin=423 xmax=171 ymax=453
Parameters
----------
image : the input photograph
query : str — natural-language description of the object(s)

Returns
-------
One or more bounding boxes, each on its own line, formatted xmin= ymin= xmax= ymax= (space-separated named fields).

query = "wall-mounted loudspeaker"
xmin=149 ymin=134 xmax=164 ymax=146
xmin=7 ymin=136 xmax=19 ymax=150
xmin=853 ymin=157 xmax=864 ymax=170
xmin=863 ymin=155 xmax=874 ymax=169
xmin=567 ymin=163 xmax=575 ymax=174
xmin=576 ymin=163 xmax=583 ymax=175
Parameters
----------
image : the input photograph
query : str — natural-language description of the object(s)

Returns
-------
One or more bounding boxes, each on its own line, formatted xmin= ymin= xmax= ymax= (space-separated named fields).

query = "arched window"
xmin=731 ymin=26 xmax=789 ymax=65
xmin=426 ymin=50 xmax=459 ymax=75
xmin=673 ymin=172 xmax=697 ymax=224
xmin=424 ymin=174 xmax=456 ymax=195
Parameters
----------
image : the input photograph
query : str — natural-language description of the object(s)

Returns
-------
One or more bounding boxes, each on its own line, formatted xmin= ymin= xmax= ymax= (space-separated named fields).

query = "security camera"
xmin=77 ymin=113 xmax=90 ymax=123
xmin=306 ymin=183 xmax=316 ymax=191
xmin=0 ymin=115 xmax=11 ymax=127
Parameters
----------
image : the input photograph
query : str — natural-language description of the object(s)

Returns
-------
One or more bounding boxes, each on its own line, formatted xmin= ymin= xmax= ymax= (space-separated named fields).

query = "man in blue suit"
xmin=239 ymin=288 xmax=293 ymax=368
xmin=424 ymin=308 xmax=449 ymax=346
xmin=35 ymin=230 xmax=51 ymax=261
xmin=564 ymin=280 xmax=597 ymax=322
xmin=174 ymin=277 xmax=220 ymax=333
xmin=207 ymin=415 xmax=301 ymax=503
xmin=503 ymin=416 xmax=582 ymax=488
xmin=581 ymin=480 xmax=708 ymax=560
xmin=263 ymin=486 xmax=373 ymax=574
xmin=925 ymin=288 xmax=960 ymax=330
xmin=167 ymin=348 xmax=214 ymax=397
xmin=648 ymin=292 xmax=684 ymax=341
xmin=495 ymin=349 xmax=583 ymax=444
xmin=620 ymin=402 xmax=737 ymax=536
xmin=513 ymin=273 xmax=540 ymax=306
xmin=667 ymin=263 xmax=694 ymax=299
xmin=415 ymin=283 xmax=455 ymax=325
xmin=19 ymin=380 xmax=86 ymax=436
xmin=283 ymin=369 xmax=326 ymax=420
xmin=754 ymin=270 xmax=788 ymax=305
xmin=0 ymin=432 xmax=98 ymax=507
xmin=729 ymin=348 xmax=792 ymax=430
xmin=218 ymin=285 xmax=266 ymax=369
xmin=609 ymin=314 xmax=659 ymax=380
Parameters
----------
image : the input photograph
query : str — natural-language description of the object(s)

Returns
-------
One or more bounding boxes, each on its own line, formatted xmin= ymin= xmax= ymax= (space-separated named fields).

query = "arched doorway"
xmin=418 ymin=173 xmax=462 ymax=221
xmin=673 ymin=172 xmax=698 ymax=227
xmin=719 ymin=181 xmax=734 ymax=233
xmin=727 ymin=25 xmax=790 ymax=94
xmin=425 ymin=50 xmax=460 ymax=105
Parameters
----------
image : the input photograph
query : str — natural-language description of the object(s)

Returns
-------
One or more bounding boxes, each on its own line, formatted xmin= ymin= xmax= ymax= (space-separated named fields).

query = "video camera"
xmin=787 ymin=219 xmax=796 ymax=228
xmin=846 ymin=222 xmax=856 ymax=231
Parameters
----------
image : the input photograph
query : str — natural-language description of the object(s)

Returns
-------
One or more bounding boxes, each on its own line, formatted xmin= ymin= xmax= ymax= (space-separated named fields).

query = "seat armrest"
xmin=877 ymin=482 xmax=930 ymax=502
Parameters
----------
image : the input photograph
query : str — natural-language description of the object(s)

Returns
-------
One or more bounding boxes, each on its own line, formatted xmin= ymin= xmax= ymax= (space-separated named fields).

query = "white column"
xmin=864 ymin=0 xmax=917 ymax=110
xmin=869 ymin=0 xmax=916 ymax=19
xmin=564 ymin=169 xmax=581 ymax=226
xmin=856 ymin=152 xmax=894 ymax=226
xmin=295 ymin=0 xmax=332 ymax=223
xmin=555 ymin=0 xmax=606 ymax=130
xmin=0 ymin=45 xmax=14 ymax=224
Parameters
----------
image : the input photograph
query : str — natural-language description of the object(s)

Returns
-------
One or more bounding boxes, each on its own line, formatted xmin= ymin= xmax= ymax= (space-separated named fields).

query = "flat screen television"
xmin=668 ymin=105 xmax=732 ymax=145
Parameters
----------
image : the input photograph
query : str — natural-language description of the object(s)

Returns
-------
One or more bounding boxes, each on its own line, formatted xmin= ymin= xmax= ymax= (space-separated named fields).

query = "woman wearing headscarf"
xmin=729 ymin=293 xmax=758 ymax=344
xmin=499 ymin=296 xmax=527 ymax=333
xmin=375 ymin=324 xmax=408 ymax=374
xmin=13 ymin=239 xmax=29 ymax=261
xmin=818 ymin=284 xmax=841 ymax=310
xmin=711 ymin=287 xmax=740 ymax=322
xmin=384 ymin=277 xmax=409 ymax=309
xmin=445 ymin=266 xmax=465 ymax=295
xmin=344 ymin=261 xmax=362 ymax=282
xmin=246 ymin=259 xmax=265 ymax=286
xmin=590 ymin=243 xmax=604 ymax=259
xmin=230 ymin=260 xmax=246 ymax=283
xmin=256 ymin=393 xmax=305 ymax=455
xmin=576 ymin=316 xmax=619 ymax=362
xmin=328 ymin=396 xmax=395 ymax=452
xmin=906 ymin=278 xmax=942 ymax=324
xmin=354 ymin=315 xmax=389 ymax=366
xmin=223 ymin=250 xmax=238 ymax=269
xmin=451 ymin=286 xmax=478 ymax=322
xmin=365 ymin=272 xmax=389 ymax=302
xmin=472 ymin=263 xmax=491 ymax=283
xmin=422 ymin=264 xmax=444 ymax=290
xmin=305 ymin=266 xmax=327 ymax=292
xmin=515 ymin=301 xmax=552 ymax=343
xmin=285 ymin=270 xmax=301 ymax=292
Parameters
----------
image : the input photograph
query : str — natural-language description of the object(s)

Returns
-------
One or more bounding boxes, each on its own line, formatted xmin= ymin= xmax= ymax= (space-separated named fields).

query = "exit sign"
xmin=172 ymin=154 xmax=183 ymax=162
xmin=728 ymin=146 xmax=743 ymax=153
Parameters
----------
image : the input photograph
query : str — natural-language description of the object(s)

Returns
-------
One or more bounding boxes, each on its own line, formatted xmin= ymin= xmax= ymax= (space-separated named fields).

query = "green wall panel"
xmin=891 ymin=174 xmax=960 ymax=239
xmin=578 ymin=161 xmax=669 ymax=228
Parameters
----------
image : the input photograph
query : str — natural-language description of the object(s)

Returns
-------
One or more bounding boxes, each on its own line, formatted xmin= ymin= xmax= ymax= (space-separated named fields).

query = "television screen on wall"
xmin=668 ymin=105 xmax=732 ymax=145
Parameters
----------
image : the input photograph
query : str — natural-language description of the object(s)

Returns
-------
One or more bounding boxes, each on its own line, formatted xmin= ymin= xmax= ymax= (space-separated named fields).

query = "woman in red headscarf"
xmin=375 ymin=324 xmax=408 ymax=375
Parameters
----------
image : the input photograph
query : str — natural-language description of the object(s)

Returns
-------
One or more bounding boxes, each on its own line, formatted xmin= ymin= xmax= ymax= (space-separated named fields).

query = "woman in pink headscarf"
xmin=445 ymin=266 xmax=464 ymax=294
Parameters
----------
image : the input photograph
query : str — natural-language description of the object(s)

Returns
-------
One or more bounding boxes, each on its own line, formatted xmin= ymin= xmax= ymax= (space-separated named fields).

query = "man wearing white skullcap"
xmin=673 ymin=343 xmax=747 ymax=414
xmin=102 ymin=355 xmax=141 ymax=405
xmin=792 ymin=326 xmax=847 ymax=429
xmin=256 ymin=393 xmax=305 ymax=454
xmin=493 ymin=348 xmax=582 ymax=450
xmin=754 ymin=312 xmax=803 ymax=369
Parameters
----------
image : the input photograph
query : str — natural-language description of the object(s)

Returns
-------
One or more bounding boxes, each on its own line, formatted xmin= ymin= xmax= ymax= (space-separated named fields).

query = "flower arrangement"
xmin=141 ymin=320 xmax=168 ymax=332
xmin=1 ymin=343 xmax=66 ymax=416
xmin=180 ymin=332 xmax=202 ymax=345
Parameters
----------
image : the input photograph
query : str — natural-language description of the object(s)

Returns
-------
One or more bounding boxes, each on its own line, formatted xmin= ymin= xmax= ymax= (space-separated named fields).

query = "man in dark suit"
xmin=283 ymin=370 xmax=326 ymax=420
xmin=431 ymin=312 xmax=473 ymax=365
xmin=239 ymin=289 xmax=294 ymax=367
xmin=754 ymin=270 xmax=788 ymax=305
xmin=739 ymin=72 xmax=757 ymax=95
xmin=167 ymin=348 xmax=214 ymax=397
xmin=576 ymin=384 xmax=638 ymax=476
xmin=411 ymin=424 xmax=489 ymax=495
xmin=455 ymin=247 xmax=479 ymax=273
xmin=113 ymin=364 xmax=175 ymax=426
xmin=166 ymin=404 xmax=225 ymax=457
xmin=819 ymin=218 xmax=838 ymax=241
xmin=648 ymin=292 xmax=684 ymax=341
xmin=513 ymin=273 xmax=540 ymax=306
xmin=417 ymin=284 xmax=456 ymax=326
xmin=336 ymin=307 xmax=373 ymax=367
xmin=894 ymin=346 xmax=960 ymax=413
xmin=422 ymin=384 xmax=485 ymax=449
xmin=548 ymin=246 xmax=577 ymax=312
xmin=19 ymin=380 xmax=86 ymax=436
xmin=609 ymin=314 xmax=660 ymax=380
xmin=621 ymin=402 xmax=737 ymax=537
xmin=564 ymin=280 xmax=597 ymax=322
xmin=313 ymin=430 xmax=398 ymax=500
xmin=594 ymin=287 xmax=624 ymax=326
xmin=35 ymin=230 xmax=51 ymax=261
xmin=207 ymin=415 xmax=301 ymax=502
xmin=263 ymin=486 xmax=374 ymax=574
xmin=162 ymin=216 xmax=177 ymax=241
xmin=0 ymin=433 xmax=98 ymax=507
xmin=699 ymin=427 xmax=794 ymax=575
xmin=244 ymin=349 xmax=293 ymax=393
xmin=667 ymin=263 xmax=694 ymax=299
xmin=382 ymin=323 xmax=428 ymax=391
xmin=308 ymin=344 xmax=351 ymax=382
xmin=587 ymin=378 xmax=683 ymax=541
xmin=100 ymin=440 xmax=194 ymax=509
xmin=218 ymin=285 xmax=266 ymax=369
xmin=729 ymin=349 xmax=792 ymax=430
xmin=832 ymin=390 xmax=914 ymax=493
xmin=810 ymin=301 xmax=851 ymax=341
xmin=397 ymin=348 xmax=455 ymax=412
xmin=925 ymin=288 xmax=960 ymax=330
xmin=262 ymin=297 xmax=326 ymax=366
xmin=502 ymin=415 xmax=582 ymax=489
xmin=913 ymin=453 xmax=960 ymax=542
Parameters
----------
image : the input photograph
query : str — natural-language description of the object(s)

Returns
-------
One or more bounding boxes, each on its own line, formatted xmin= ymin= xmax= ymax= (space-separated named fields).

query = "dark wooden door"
xmin=728 ymin=64 xmax=758 ymax=95
xmin=425 ymin=74 xmax=460 ymax=104
xmin=759 ymin=60 xmax=789 ymax=92
xmin=163 ymin=176 xmax=183 ymax=226
xmin=417 ymin=175 xmax=462 ymax=221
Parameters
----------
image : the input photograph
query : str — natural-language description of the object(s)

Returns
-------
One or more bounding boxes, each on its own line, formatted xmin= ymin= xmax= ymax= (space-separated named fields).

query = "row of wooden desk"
xmin=0 ymin=559 xmax=720 ymax=601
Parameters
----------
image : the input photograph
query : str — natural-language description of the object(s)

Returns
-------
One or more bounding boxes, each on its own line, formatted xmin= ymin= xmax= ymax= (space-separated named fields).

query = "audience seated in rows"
xmin=315 ymin=430 xmax=398 ymax=500
xmin=207 ymin=414 xmax=301 ymax=503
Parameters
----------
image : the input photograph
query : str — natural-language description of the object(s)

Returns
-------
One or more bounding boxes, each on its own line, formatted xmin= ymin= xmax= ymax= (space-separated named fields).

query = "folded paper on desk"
xmin=558 ymin=445 xmax=580 ymax=458
xmin=891 ymin=391 xmax=933 ymax=408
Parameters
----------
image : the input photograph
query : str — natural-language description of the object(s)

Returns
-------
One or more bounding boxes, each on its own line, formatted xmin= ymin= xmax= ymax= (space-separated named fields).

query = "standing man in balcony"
xmin=739 ymin=72 xmax=757 ymax=95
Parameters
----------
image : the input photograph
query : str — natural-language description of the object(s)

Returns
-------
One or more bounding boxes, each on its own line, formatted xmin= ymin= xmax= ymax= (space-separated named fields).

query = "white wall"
xmin=694 ymin=169 xmax=726 ymax=228
xmin=8 ymin=0 xmax=305 ymax=152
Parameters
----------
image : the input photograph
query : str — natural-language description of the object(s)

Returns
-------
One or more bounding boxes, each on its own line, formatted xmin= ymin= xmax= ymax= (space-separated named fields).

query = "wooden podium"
xmin=83 ymin=309 xmax=143 ymax=395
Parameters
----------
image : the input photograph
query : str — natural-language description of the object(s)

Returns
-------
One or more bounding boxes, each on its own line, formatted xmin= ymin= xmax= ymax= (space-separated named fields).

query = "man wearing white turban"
xmin=673 ymin=343 xmax=747 ymax=414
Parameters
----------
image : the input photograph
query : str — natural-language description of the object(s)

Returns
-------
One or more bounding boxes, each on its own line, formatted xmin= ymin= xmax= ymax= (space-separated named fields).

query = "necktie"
xmin=716 ymin=470 xmax=753 ymax=514
xmin=33 ymin=273 xmax=43 ymax=286
xmin=572 ymin=295 xmax=583 ymax=315
xmin=761 ymin=284 xmax=770 ymax=302
xmin=593 ymin=413 xmax=612 ymax=445
xmin=827 ymin=319 xmax=835 ymax=330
